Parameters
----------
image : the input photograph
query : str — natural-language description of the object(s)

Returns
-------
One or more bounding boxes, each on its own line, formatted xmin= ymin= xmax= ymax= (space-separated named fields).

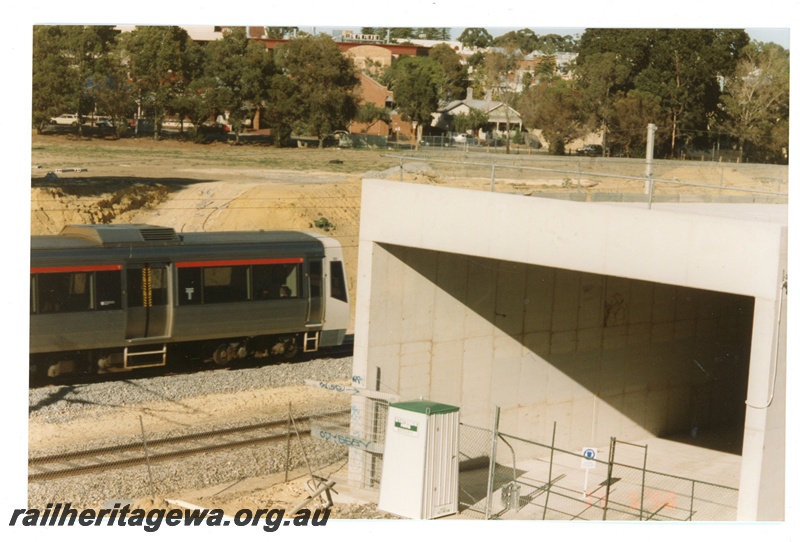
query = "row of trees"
xmin=548 ymin=29 xmax=789 ymax=161
xmin=32 ymin=26 xmax=789 ymax=161
xmin=31 ymin=25 xmax=474 ymax=148
xmin=33 ymin=26 xmax=362 ymax=146
xmin=460 ymin=28 xmax=788 ymax=161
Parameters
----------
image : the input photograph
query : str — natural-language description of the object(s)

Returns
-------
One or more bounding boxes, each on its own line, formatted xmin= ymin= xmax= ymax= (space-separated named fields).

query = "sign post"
xmin=581 ymin=447 xmax=597 ymax=498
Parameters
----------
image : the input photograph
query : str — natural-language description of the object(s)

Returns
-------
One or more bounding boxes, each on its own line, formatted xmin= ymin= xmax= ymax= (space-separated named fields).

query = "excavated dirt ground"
xmin=27 ymin=133 xmax=788 ymax=520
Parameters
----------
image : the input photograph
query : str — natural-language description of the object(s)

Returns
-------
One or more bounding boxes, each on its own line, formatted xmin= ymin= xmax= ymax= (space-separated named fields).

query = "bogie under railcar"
xmin=30 ymin=225 xmax=350 ymax=380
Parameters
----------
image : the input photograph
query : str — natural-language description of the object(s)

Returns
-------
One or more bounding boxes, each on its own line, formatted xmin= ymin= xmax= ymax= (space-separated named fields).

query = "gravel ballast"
xmin=28 ymin=357 xmax=355 ymax=510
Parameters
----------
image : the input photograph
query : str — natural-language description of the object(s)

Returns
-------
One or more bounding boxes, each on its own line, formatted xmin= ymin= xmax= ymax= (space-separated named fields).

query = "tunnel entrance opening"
xmin=376 ymin=244 xmax=755 ymax=463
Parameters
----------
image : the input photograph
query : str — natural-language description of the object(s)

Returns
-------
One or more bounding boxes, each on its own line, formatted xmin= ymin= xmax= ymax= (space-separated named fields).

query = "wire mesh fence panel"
xmin=494 ymin=433 xmax=740 ymax=521
xmin=316 ymin=396 xmax=389 ymax=490
xmin=457 ymin=423 xmax=494 ymax=518
xmin=386 ymin=153 xmax=787 ymax=202
xmin=28 ymin=401 xmax=353 ymax=510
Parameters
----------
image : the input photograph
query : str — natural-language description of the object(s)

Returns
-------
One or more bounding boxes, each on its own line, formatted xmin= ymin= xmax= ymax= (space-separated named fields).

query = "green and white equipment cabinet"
xmin=378 ymin=400 xmax=460 ymax=519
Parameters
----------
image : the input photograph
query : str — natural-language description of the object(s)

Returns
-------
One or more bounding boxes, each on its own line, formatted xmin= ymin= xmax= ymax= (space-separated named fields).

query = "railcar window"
xmin=150 ymin=267 xmax=168 ymax=305
xmin=309 ymin=260 xmax=322 ymax=298
xmin=95 ymin=271 xmax=122 ymax=310
xmin=330 ymin=261 xmax=348 ymax=302
xmin=202 ymin=266 xmax=248 ymax=304
xmin=36 ymin=271 xmax=93 ymax=313
xmin=252 ymin=263 xmax=301 ymax=300
xmin=127 ymin=265 xmax=168 ymax=308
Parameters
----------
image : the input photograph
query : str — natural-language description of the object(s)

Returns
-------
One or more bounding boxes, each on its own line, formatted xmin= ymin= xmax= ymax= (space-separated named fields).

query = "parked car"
xmin=576 ymin=144 xmax=603 ymax=157
xmin=50 ymin=113 xmax=80 ymax=126
xmin=453 ymin=133 xmax=469 ymax=143
xmin=199 ymin=122 xmax=230 ymax=135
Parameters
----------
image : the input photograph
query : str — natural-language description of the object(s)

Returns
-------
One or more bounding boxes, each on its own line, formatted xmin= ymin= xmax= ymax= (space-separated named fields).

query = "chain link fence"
xmin=385 ymin=152 xmax=788 ymax=203
xmin=459 ymin=428 xmax=739 ymax=521
xmin=312 ymin=395 xmax=390 ymax=490
xmin=305 ymin=396 xmax=739 ymax=521
xmin=36 ymin=384 xmax=739 ymax=519
xmin=28 ymin=399 xmax=352 ymax=510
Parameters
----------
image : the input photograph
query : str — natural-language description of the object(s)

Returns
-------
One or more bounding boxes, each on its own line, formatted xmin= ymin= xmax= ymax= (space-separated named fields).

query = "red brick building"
xmin=350 ymin=73 xmax=415 ymax=140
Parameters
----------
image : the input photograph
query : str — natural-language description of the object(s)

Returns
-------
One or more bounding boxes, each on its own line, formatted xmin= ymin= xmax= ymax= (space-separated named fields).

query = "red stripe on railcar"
xmin=175 ymin=257 xmax=304 ymax=268
xmin=31 ymin=264 xmax=123 ymax=274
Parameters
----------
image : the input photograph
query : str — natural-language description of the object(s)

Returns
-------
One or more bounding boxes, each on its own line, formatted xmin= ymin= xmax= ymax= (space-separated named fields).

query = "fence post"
xmin=542 ymin=421 xmax=557 ymax=520
xmin=285 ymin=402 xmax=292 ymax=482
xmin=485 ymin=406 xmax=501 ymax=519
xmin=645 ymin=123 xmax=657 ymax=208
xmin=640 ymin=444 xmax=648 ymax=520
xmin=490 ymin=164 xmax=496 ymax=192
xmin=400 ymin=156 xmax=404 ymax=183
xmin=139 ymin=416 xmax=155 ymax=499
xmin=602 ymin=436 xmax=616 ymax=520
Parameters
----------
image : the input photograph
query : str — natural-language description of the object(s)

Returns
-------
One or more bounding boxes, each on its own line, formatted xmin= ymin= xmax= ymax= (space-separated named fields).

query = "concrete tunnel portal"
xmin=352 ymin=179 xmax=786 ymax=520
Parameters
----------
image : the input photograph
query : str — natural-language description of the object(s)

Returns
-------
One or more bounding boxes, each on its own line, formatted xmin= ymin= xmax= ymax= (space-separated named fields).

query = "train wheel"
xmin=283 ymin=339 xmax=298 ymax=359
xmin=212 ymin=344 xmax=231 ymax=366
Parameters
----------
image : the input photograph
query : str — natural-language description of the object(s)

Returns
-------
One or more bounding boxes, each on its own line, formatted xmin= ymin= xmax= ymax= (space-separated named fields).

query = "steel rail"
xmin=29 ymin=409 xmax=350 ymax=482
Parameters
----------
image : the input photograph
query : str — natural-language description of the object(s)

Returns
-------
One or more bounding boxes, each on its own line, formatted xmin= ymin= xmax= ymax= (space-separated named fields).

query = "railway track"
xmin=29 ymin=409 xmax=350 ymax=482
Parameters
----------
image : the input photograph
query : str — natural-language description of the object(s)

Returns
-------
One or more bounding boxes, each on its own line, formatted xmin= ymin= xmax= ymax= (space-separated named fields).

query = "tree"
xmin=180 ymin=75 xmax=224 ymax=139
xmin=608 ymin=90 xmax=663 ymax=157
xmin=272 ymin=35 xmax=359 ymax=147
xmin=427 ymin=43 xmax=467 ymax=101
xmin=721 ymin=41 xmax=790 ymax=162
xmin=458 ymin=28 xmax=493 ymax=49
xmin=518 ymin=79 xmax=584 ymax=155
xmin=538 ymin=33 xmax=570 ymax=54
xmin=32 ymin=26 xmax=79 ymax=132
xmin=387 ymin=28 xmax=415 ymax=41
xmin=494 ymin=29 xmax=539 ymax=55
xmin=265 ymin=27 xmax=298 ymax=39
xmin=534 ymin=55 xmax=559 ymax=83
xmin=120 ymin=26 xmax=199 ymax=139
xmin=354 ymin=102 xmax=392 ymax=133
xmin=204 ymin=28 xmax=274 ymax=142
xmin=574 ymin=52 xmax=631 ymax=151
xmin=88 ymin=44 xmax=139 ymax=138
xmin=385 ymin=56 xmax=443 ymax=147
xmin=575 ymin=28 xmax=654 ymax=87
xmin=452 ymin=109 xmax=489 ymax=135
xmin=475 ymin=49 xmax=521 ymax=153
xmin=576 ymin=28 xmax=750 ymax=157
xmin=32 ymin=25 xmax=120 ymax=133
xmin=261 ymin=74 xmax=296 ymax=147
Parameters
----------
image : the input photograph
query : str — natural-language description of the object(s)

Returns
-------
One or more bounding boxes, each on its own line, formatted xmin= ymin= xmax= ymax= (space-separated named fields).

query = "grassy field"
xmin=31 ymin=133 xmax=399 ymax=175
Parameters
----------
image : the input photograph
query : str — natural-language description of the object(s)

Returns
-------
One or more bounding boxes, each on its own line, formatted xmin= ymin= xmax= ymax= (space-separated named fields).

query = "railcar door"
xmin=125 ymin=262 xmax=171 ymax=339
xmin=306 ymin=259 xmax=324 ymax=327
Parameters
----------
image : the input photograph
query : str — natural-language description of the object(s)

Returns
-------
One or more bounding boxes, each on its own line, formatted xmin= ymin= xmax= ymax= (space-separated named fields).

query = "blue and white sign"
xmin=581 ymin=447 xmax=597 ymax=469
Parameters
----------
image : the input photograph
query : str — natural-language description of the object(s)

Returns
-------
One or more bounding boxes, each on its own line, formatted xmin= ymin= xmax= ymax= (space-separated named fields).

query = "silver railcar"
xmin=30 ymin=224 xmax=350 ymax=378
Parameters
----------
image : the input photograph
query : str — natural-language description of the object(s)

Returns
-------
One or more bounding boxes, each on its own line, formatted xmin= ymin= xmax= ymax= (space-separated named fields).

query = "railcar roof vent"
xmin=60 ymin=224 xmax=181 ymax=246
xmin=138 ymin=227 xmax=180 ymax=242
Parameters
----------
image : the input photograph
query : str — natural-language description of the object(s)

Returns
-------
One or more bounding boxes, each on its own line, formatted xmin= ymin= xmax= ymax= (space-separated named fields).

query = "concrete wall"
xmin=364 ymin=243 xmax=753 ymax=448
xmin=353 ymin=179 xmax=787 ymax=520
